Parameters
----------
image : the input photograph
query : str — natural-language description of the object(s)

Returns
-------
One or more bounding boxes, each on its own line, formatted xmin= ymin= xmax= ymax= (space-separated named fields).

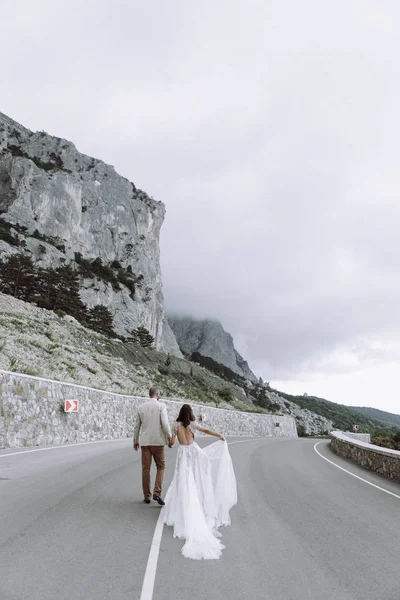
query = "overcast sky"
xmin=2 ymin=0 xmax=400 ymax=414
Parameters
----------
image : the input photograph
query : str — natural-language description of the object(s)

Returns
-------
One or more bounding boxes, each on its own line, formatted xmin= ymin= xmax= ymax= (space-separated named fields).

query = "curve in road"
xmin=1 ymin=437 xmax=399 ymax=600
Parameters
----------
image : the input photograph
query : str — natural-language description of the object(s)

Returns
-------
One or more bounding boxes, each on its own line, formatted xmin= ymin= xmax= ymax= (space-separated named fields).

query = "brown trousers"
xmin=141 ymin=446 xmax=166 ymax=500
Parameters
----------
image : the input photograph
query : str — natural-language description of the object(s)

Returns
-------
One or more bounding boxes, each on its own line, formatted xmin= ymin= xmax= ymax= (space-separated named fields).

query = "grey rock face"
xmin=0 ymin=111 xmax=181 ymax=357
xmin=168 ymin=316 xmax=258 ymax=382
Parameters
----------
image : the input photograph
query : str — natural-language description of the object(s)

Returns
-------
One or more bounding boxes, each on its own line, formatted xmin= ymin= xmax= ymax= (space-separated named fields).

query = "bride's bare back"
xmin=175 ymin=422 xmax=196 ymax=445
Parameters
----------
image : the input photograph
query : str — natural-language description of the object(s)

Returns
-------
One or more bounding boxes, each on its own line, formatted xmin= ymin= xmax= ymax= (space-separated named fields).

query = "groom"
xmin=133 ymin=386 xmax=171 ymax=505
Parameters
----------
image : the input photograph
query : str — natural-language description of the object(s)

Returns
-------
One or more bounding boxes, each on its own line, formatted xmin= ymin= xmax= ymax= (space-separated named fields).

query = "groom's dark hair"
xmin=149 ymin=386 xmax=158 ymax=398
xmin=177 ymin=404 xmax=195 ymax=428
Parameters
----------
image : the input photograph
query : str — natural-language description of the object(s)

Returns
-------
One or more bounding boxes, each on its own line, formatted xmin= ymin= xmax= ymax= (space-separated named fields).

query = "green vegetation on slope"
xmin=184 ymin=356 xmax=399 ymax=435
xmin=267 ymin=389 xmax=399 ymax=436
xmin=189 ymin=352 xmax=281 ymax=412
xmin=349 ymin=406 xmax=400 ymax=429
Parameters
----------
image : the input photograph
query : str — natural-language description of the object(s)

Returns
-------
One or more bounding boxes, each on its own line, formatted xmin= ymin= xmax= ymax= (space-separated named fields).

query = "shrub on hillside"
xmin=7 ymin=144 xmax=71 ymax=173
xmin=218 ymin=388 xmax=234 ymax=402
xmin=32 ymin=230 xmax=66 ymax=252
xmin=74 ymin=252 xmax=141 ymax=297
xmin=251 ymin=386 xmax=281 ymax=412
xmin=0 ymin=219 xmax=24 ymax=247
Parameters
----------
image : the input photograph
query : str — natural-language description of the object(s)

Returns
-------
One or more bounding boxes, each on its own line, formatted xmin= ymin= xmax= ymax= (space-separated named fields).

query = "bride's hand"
xmin=218 ymin=434 xmax=225 ymax=441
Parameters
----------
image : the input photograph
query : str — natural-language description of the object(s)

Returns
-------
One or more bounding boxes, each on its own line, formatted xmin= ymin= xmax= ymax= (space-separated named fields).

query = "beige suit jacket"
xmin=133 ymin=399 xmax=171 ymax=446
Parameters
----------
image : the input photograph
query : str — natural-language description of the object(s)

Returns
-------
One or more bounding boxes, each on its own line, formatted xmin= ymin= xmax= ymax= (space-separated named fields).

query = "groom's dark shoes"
xmin=144 ymin=498 xmax=151 ymax=504
xmin=153 ymin=494 xmax=165 ymax=506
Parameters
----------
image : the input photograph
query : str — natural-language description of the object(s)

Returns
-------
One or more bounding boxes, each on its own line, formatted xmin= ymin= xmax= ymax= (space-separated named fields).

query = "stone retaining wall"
xmin=0 ymin=370 xmax=298 ymax=448
xmin=330 ymin=431 xmax=400 ymax=483
xmin=339 ymin=432 xmax=371 ymax=443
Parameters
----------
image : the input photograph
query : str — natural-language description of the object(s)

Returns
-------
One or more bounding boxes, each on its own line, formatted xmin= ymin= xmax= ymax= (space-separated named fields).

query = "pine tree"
xmin=33 ymin=268 xmax=60 ymax=309
xmin=0 ymin=253 xmax=36 ymax=300
xmin=36 ymin=265 xmax=87 ymax=321
xmin=127 ymin=326 xmax=154 ymax=347
xmin=87 ymin=305 xmax=115 ymax=337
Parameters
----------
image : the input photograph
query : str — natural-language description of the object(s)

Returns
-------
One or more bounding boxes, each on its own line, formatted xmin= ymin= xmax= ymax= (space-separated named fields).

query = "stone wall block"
xmin=0 ymin=370 xmax=298 ymax=448
xmin=331 ymin=431 xmax=400 ymax=483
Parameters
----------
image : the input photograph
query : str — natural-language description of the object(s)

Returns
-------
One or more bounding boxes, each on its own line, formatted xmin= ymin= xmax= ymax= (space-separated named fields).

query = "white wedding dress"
xmin=163 ymin=421 xmax=237 ymax=560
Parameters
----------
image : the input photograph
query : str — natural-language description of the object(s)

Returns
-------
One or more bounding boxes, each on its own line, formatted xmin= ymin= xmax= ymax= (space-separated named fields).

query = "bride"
xmin=163 ymin=404 xmax=237 ymax=560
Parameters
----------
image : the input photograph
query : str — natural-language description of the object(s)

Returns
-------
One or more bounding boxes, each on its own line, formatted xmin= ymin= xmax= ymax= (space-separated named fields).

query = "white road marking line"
xmin=0 ymin=438 xmax=127 ymax=459
xmin=314 ymin=441 xmax=400 ymax=500
xmin=139 ymin=437 xmax=262 ymax=600
xmin=0 ymin=437 xmax=261 ymax=460
xmin=139 ymin=491 xmax=170 ymax=600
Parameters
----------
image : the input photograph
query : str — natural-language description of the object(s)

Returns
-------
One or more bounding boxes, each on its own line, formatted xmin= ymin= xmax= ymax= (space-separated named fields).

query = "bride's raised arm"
xmin=194 ymin=421 xmax=225 ymax=441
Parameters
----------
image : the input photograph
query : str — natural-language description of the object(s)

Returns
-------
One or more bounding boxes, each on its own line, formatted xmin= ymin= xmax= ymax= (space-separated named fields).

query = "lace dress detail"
xmin=163 ymin=421 xmax=237 ymax=560
xmin=171 ymin=420 xmax=201 ymax=441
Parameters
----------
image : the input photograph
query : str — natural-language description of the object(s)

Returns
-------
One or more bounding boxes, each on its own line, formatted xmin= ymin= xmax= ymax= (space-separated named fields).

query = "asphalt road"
xmin=0 ymin=437 xmax=399 ymax=600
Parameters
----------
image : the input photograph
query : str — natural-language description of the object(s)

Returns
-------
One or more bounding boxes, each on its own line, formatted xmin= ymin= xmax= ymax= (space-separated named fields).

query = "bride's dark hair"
xmin=176 ymin=404 xmax=195 ymax=428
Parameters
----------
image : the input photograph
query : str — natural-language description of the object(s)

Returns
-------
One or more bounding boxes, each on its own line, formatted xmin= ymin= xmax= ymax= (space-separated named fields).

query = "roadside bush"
xmin=371 ymin=433 xmax=400 ymax=451
xmin=297 ymin=424 xmax=307 ymax=437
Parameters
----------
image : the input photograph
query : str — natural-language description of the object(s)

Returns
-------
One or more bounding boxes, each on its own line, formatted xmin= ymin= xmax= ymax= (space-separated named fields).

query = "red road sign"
xmin=353 ymin=424 xmax=359 ymax=431
xmin=65 ymin=399 xmax=79 ymax=412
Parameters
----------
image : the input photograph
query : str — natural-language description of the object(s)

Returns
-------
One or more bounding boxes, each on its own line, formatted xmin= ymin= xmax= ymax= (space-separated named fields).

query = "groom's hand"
xmin=134 ymin=443 xmax=139 ymax=451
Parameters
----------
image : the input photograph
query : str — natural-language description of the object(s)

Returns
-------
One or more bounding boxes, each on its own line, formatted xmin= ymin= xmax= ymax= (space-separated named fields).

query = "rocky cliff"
xmin=0 ymin=111 xmax=181 ymax=356
xmin=168 ymin=316 xmax=258 ymax=382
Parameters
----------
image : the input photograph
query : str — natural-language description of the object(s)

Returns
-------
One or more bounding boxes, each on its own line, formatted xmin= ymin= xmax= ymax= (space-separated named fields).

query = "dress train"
xmin=163 ymin=440 xmax=237 ymax=560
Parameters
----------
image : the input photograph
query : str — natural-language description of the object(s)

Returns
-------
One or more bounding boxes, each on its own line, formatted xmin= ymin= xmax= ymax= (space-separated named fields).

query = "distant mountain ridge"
xmin=349 ymin=406 xmax=400 ymax=428
xmin=167 ymin=316 xmax=258 ymax=383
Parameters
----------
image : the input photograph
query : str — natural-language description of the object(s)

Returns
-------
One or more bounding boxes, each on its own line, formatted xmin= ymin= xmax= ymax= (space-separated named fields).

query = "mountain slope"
xmin=0 ymin=293 xmax=332 ymax=434
xmin=349 ymin=406 xmax=400 ymax=428
xmin=168 ymin=316 xmax=258 ymax=382
xmin=268 ymin=389 xmax=400 ymax=434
